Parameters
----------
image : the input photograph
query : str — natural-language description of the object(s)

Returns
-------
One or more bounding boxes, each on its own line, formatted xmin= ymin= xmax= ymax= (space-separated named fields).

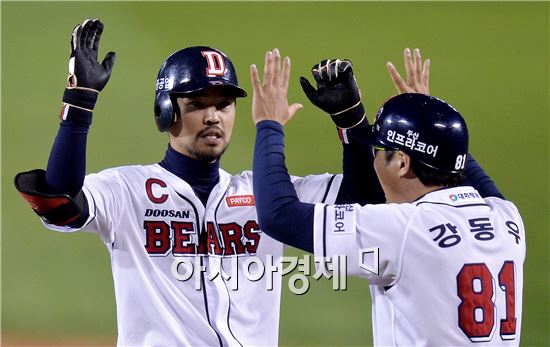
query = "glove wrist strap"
xmin=60 ymin=88 xmax=97 ymax=126
xmin=331 ymin=100 xmax=362 ymax=116
xmin=63 ymin=88 xmax=99 ymax=110
xmin=340 ymin=114 xmax=366 ymax=129
xmin=330 ymin=102 xmax=365 ymax=129
xmin=337 ymin=116 xmax=370 ymax=144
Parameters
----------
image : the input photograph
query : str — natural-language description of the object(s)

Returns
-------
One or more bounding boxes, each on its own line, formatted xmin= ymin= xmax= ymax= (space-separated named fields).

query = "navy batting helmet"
xmin=369 ymin=93 xmax=469 ymax=173
xmin=154 ymin=46 xmax=247 ymax=131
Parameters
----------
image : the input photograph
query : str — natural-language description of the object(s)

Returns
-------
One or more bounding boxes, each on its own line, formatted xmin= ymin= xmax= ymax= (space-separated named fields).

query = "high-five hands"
xmin=299 ymin=59 xmax=361 ymax=115
xmin=299 ymin=59 xmax=365 ymax=129
xmin=387 ymin=48 xmax=430 ymax=95
xmin=250 ymin=49 xmax=302 ymax=125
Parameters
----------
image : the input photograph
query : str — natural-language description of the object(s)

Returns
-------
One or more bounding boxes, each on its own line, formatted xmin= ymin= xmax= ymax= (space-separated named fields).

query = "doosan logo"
xmin=226 ymin=195 xmax=255 ymax=207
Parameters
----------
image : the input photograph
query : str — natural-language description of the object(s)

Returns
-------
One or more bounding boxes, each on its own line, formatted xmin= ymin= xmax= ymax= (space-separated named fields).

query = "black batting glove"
xmin=300 ymin=59 xmax=365 ymax=129
xmin=67 ymin=19 xmax=116 ymax=92
xmin=62 ymin=19 xmax=116 ymax=119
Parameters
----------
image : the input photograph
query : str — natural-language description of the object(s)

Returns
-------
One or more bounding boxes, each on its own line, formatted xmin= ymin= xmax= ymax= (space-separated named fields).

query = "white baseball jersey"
xmin=44 ymin=164 xmax=342 ymax=347
xmin=313 ymin=186 xmax=525 ymax=346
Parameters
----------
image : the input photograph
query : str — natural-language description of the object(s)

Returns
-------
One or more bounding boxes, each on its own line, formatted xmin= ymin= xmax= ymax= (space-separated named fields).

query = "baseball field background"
xmin=2 ymin=2 xmax=548 ymax=346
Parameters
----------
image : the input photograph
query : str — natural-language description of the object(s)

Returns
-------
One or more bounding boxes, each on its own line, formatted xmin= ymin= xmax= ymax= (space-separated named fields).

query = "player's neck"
xmin=160 ymin=144 xmax=220 ymax=183
xmin=386 ymin=179 xmax=444 ymax=204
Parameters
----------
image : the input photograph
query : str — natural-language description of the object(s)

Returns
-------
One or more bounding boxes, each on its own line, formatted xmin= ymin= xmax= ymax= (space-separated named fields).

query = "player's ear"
xmin=396 ymin=151 xmax=413 ymax=178
xmin=167 ymin=96 xmax=183 ymax=135
xmin=171 ymin=95 xmax=182 ymax=118
xmin=168 ymin=107 xmax=183 ymax=137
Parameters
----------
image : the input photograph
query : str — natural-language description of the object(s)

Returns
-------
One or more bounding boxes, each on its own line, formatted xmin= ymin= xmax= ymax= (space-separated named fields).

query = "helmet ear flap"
xmin=170 ymin=94 xmax=181 ymax=118
xmin=154 ymin=93 xmax=176 ymax=132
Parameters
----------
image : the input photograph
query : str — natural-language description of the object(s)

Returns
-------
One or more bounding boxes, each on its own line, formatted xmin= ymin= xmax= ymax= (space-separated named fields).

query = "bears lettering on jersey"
xmin=142 ymin=177 xmax=262 ymax=257
xmin=144 ymin=220 xmax=261 ymax=256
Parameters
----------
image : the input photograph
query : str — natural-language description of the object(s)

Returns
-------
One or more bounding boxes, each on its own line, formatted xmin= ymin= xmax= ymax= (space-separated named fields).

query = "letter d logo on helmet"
xmin=153 ymin=46 xmax=247 ymax=132
xmin=369 ymin=93 xmax=469 ymax=173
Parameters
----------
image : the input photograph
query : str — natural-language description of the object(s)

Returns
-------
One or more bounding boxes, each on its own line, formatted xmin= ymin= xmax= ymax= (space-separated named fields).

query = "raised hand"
xmin=299 ymin=59 xmax=361 ymax=114
xmin=250 ymin=48 xmax=302 ymax=125
xmin=299 ymin=59 xmax=365 ymax=129
xmin=67 ymin=19 xmax=116 ymax=92
xmin=387 ymin=48 xmax=430 ymax=95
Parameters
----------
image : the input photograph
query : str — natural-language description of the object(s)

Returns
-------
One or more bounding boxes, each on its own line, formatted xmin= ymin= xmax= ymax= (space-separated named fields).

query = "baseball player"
xmin=14 ymin=19 xmax=385 ymax=346
xmin=251 ymin=50 xmax=525 ymax=345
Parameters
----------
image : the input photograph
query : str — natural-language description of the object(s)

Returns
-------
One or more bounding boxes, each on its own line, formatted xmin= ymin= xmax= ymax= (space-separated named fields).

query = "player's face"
xmin=169 ymin=88 xmax=236 ymax=162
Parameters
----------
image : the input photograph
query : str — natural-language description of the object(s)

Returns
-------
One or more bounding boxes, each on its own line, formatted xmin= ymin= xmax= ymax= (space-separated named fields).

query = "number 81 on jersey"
xmin=457 ymin=261 xmax=517 ymax=342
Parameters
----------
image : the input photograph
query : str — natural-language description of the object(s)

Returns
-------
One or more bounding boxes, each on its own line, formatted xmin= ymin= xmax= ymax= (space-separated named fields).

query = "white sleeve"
xmin=313 ymin=203 xmax=413 ymax=286
xmin=291 ymin=173 xmax=342 ymax=204
xmin=485 ymin=197 xmax=526 ymax=258
xmin=40 ymin=168 xmax=125 ymax=245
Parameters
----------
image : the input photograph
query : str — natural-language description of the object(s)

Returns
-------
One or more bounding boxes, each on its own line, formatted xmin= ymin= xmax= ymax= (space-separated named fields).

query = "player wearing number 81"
xmin=252 ymin=91 xmax=525 ymax=345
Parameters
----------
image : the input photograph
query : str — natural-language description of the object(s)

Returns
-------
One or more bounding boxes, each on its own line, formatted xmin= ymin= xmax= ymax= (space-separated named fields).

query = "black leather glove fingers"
xmin=67 ymin=19 xmax=116 ymax=92
xmin=299 ymin=59 xmax=361 ymax=115
xmin=312 ymin=59 xmax=353 ymax=84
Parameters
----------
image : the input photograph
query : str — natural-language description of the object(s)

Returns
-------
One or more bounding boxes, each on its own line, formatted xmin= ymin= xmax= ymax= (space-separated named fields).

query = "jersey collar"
xmin=159 ymin=144 xmax=220 ymax=185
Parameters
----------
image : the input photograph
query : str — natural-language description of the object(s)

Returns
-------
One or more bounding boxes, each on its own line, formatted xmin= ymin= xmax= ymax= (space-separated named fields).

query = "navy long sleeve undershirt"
xmin=252 ymin=120 xmax=384 ymax=252
xmin=253 ymin=120 xmax=505 ymax=253
xmin=463 ymin=154 xmax=504 ymax=199
xmin=335 ymin=121 xmax=385 ymax=205
xmin=46 ymin=120 xmax=90 ymax=196
xmin=45 ymin=115 xmax=92 ymax=227
xmin=253 ymin=121 xmax=316 ymax=252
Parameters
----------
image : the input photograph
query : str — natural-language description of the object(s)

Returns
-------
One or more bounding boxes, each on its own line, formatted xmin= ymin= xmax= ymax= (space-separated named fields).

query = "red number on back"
xmin=499 ymin=261 xmax=517 ymax=339
xmin=456 ymin=261 xmax=517 ymax=342
xmin=457 ymin=263 xmax=495 ymax=341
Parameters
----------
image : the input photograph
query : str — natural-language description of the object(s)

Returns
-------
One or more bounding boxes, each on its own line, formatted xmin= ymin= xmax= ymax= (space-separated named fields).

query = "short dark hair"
xmin=384 ymin=151 xmax=465 ymax=187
